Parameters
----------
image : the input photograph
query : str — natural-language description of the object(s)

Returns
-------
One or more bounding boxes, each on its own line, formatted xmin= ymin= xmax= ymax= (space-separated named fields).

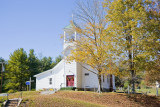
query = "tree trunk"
xmin=128 ymin=35 xmax=135 ymax=93
xmin=98 ymin=73 xmax=102 ymax=92
xmin=109 ymin=74 xmax=113 ymax=92
xmin=131 ymin=70 xmax=135 ymax=93
xmin=20 ymin=72 xmax=23 ymax=91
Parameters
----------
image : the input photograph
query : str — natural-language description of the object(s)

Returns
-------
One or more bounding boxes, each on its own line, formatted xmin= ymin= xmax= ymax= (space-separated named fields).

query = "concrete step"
xmin=5 ymin=99 xmax=19 ymax=107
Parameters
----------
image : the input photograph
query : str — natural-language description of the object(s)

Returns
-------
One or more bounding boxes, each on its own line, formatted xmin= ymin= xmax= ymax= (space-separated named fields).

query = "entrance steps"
xmin=4 ymin=98 xmax=22 ymax=107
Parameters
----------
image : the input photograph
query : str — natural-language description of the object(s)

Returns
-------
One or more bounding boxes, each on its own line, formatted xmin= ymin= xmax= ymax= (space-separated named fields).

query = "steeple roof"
xmin=64 ymin=23 xmax=73 ymax=30
xmin=63 ymin=21 xmax=78 ymax=30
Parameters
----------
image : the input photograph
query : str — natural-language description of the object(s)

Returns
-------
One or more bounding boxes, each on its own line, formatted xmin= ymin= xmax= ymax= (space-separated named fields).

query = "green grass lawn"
xmin=0 ymin=91 xmax=104 ymax=107
xmin=116 ymin=87 xmax=160 ymax=96
xmin=0 ymin=90 xmax=159 ymax=107
xmin=136 ymin=88 xmax=160 ymax=95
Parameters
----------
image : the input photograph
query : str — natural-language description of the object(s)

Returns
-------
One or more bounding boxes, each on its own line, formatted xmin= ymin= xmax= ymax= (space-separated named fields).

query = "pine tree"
xmin=28 ymin=49 xmax=40 ymax=89
xmin=39 ymin=57 xmax=52 ymax=72
xmin=51 ymin=55 xmax=63 ymax=68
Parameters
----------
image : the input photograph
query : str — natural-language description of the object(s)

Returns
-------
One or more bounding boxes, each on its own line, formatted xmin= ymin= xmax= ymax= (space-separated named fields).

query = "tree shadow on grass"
xmin=126 ymin=94 xmax=160 ymax=107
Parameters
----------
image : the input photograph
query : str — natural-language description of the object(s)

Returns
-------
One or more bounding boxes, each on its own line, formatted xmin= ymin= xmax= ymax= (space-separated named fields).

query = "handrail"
xmin=2 ymin=92 xmax=23 ymax=107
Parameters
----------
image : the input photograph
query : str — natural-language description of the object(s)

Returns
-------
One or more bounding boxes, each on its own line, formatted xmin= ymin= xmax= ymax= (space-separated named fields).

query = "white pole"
xmin=75 ymin=31 xmax=77 ymax=41
xmin=72 ymin=14 xmax=74 ymax=21
xmin=64 ymin=31 xmax=66 ymax=43
xmin=156 ymin=87 xmax=158 ymax=96
xmin=156 ymin=81 xmax=159 ymax=96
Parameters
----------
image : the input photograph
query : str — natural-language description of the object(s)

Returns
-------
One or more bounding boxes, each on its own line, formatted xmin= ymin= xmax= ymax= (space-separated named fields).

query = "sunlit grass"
xmin=0 ymin=91 xmax=104 ymax=107
xmin=136 ymin=88 xmax=160 ymax=95
xmin=0 ymin=90 xmax=159 ymax=107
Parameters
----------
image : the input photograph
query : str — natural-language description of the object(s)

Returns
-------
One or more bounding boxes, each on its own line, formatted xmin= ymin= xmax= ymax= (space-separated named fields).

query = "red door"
xmin=66 ymin=75 xmax=74 ymax=87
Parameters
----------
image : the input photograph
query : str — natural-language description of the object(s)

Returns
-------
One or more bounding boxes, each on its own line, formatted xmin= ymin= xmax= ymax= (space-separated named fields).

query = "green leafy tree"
xmin=28 ymin=49 xmax=40 ymax=89
xmin=51 ymin=55 xmax=63 ymax=68
xmin=39 ymin=57 xmax=52 ymax=72
xmin=6 ymin=48 xmax=29 ymax=92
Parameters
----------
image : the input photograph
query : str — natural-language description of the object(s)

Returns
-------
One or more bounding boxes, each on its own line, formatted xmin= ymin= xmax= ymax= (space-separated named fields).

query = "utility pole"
xmin=1 ymin=63 xmax=3 ymax=93
xmin=0 ymin=62 xmax=5 ymax=93
xmin=29 ymin=77 xmax=31 ymax=91
xmin=28 ymin=77 xmax=34 ymax=91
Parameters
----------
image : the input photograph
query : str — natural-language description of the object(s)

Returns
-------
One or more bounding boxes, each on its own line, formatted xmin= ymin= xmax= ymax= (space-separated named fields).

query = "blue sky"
xmin=0 ymin=0 xmax=77 ymax=60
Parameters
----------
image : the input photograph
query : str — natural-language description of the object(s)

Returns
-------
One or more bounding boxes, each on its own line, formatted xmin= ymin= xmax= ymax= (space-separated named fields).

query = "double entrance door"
xmin=66 ymin=75 xmax=74 ymax=87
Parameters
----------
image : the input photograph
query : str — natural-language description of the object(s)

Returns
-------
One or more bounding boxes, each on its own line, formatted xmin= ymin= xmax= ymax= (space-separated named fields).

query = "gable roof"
xmin=34 ymin=59 xmax=64 ymax=77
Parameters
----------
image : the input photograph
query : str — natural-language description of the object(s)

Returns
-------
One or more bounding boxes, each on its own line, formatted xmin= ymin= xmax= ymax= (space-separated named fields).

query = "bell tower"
xmin=63 ymin=21 xmax=79 ymax=88
xmin=63 ymin=23 xmax=77 ymax=50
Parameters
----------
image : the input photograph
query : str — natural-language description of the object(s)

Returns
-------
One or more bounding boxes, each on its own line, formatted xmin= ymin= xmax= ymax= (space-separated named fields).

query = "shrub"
xmin=8 ymin=89 xmax=14 ymax=93
xmin=31 ymin=89 xmax=35 ymax=91
xmin=60 ymin=87 xmax=76 ymax=90
xmin=124 ymin=81 xmax=129 ymax=90
xmin=140 ymin=80 xmax=146 ymax=88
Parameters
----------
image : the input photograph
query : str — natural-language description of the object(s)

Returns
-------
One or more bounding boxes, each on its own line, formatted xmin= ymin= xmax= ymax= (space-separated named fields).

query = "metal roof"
xmin=63 ymin=21 xmax=78 ymax=30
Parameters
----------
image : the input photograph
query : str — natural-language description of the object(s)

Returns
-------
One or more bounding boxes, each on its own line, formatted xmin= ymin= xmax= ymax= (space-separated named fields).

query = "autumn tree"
xmin=144 ymin=0 xmax=160 ymax=85
xmin=145 ymin=55 xmax=160 ymax=85
xmin=67 ymin=0 xmax=118 ymax=92
xmin=104 ymin=0 xmax=160 ymax=93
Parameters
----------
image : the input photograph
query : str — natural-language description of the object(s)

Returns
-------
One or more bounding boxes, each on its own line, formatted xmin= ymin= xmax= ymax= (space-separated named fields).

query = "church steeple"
xmin=63 ymin=14 xmax=78 ymax=43
xmin=63 ymin=24 xmax=77 ymax=51
xmin=63 ymin=23 xmax=77 ymax=42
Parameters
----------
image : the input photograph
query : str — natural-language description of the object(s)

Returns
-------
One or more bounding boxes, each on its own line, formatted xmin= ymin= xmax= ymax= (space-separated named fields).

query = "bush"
xmin=60 ymin=87 xmax=76 ymax=90
xmin=8 ymin=89 xmax=15 ymax=93
xmin=31 ymin=89 xmax=35 ymax=91
xmin=140 ymin=80 xmax=146 ymax=88
xmin=124 ymin=81 xmax=129 ymax=90
xmin=49 ymin=88 xmax=54 ymax=91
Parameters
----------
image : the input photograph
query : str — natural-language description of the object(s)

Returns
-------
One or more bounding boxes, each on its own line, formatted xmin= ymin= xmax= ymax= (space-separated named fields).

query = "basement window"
xmin=85 ymin=73 xmax=89 ymax=76
xmin=49 ymin=78 xmax=52 ymax=85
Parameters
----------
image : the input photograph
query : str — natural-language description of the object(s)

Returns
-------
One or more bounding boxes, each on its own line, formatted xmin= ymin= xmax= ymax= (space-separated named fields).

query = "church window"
xmin=85 ymin=73 xmax=89 ymax=76
xmin=49 ymin=78 xmax=52 ymax=85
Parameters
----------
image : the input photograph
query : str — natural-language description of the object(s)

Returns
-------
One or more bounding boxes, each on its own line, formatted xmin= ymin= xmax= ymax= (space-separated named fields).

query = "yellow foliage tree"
xmin=103 ymin=0 xmax=160 ymax=93
xmin=67 ymin=0 xmax=119 ymax=92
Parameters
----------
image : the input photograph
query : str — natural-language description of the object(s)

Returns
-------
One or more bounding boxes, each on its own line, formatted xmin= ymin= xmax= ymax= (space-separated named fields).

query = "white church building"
xmin=34 ymin=23 xmax=116 ymax=91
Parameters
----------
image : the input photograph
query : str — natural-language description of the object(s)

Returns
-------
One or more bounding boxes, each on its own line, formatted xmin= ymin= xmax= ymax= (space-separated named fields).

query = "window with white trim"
xmin=49 ymin=78 xmax=52 ymax=85
xmin=85 ymin=73 xmax=89 ymax=76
